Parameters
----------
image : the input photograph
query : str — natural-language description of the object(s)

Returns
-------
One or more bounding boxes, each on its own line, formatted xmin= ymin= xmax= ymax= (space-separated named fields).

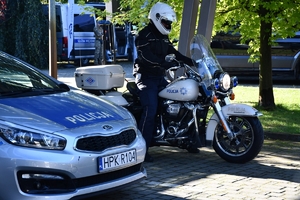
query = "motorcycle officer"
xmin=93 ymin=21 xmax=103 ymax=65
xmin=133 ymin=2 xmax=197 ymax=162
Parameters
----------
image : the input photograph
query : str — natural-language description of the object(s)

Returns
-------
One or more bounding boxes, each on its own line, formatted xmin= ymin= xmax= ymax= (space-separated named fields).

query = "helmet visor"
xmin=161 ymin=18 xmax=173 ymax=29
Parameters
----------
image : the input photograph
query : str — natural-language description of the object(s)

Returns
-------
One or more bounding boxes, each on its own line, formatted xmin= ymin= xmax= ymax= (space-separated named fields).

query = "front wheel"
xmin=213 ymin=117 xmax=264 ymax=163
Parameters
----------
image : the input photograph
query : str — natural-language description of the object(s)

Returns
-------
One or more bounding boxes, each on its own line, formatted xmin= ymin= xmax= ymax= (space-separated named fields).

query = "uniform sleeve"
xmin=93 ymin=26 xmax=103 ymax=38
xmin=168 ymin=45 xmax=194 ymax=66
xmin=135 ymin=32 xmax=164 ymax=66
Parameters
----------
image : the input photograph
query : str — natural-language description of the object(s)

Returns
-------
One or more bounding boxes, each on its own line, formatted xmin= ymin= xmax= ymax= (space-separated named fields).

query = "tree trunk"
xmin=258 ymin=18 xmax=275 ymax=110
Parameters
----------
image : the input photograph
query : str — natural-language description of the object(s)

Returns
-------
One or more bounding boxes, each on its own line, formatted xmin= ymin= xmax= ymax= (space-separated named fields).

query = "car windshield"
xmin=0 ymin=51 xmax=67 ymax=98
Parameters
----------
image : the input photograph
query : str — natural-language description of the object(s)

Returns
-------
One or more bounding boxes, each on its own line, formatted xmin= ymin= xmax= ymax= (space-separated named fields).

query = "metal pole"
xmin=175 ymin=0 xmax=199 ymax=78
xmin=49 ymin=0 xmax=57 ymax=79
xmin=197 ymin=0 xmax=217 ymax=42
xmin=105 ymin=0 xmax=119 ymax=63
xmin=178 ymin=0 xmax=199 ymax=57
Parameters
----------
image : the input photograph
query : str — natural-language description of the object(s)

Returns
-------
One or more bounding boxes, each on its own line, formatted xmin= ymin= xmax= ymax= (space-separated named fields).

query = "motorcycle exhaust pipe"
xmin=154 ymin=116 xmax=166 ymax=139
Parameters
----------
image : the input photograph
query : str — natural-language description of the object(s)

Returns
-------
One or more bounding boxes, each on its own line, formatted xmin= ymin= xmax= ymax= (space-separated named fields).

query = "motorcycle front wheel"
xmin=213 ymin=116 xmax=264 ymax=163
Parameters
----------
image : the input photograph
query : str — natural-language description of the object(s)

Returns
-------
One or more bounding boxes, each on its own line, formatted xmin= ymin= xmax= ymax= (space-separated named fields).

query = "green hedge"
xmin=0 ymin=0 xmax=48 ymax=69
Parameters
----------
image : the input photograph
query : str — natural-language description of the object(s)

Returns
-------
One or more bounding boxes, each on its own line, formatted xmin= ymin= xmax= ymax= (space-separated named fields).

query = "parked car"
xmin=211 ymin=31 xmax=300 ymax=80
xmin=0 ymin=51 xmax=147 ymax=200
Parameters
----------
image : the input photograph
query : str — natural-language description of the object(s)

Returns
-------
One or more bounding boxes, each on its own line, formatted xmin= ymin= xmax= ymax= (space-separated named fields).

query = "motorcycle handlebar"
xmin=167 ymin=66 xmax=181 ymax=71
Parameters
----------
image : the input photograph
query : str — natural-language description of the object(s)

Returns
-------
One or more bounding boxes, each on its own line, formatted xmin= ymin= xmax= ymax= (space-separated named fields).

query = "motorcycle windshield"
xmin=190 ymin=34 xmax=223 ymax=81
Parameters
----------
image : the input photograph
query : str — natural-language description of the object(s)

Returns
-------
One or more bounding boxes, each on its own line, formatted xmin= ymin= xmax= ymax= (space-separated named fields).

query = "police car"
xmin=0 ymin=51 xmax=147 ymax=199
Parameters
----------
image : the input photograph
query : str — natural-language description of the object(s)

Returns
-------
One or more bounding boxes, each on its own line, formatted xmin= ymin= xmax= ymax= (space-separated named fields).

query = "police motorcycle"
xmin=74 ymin=34 xmax=264 ymax=163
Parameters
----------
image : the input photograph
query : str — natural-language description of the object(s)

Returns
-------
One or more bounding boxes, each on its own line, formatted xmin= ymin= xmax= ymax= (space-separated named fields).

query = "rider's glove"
xmin=161 ymin=61 xmax=176 ymax=69
xmin=179 ymin=61 xmax=185 ymax=68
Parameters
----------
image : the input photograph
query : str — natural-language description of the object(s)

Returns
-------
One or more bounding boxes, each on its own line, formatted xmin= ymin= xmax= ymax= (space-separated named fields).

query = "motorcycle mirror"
xmin=165 ymin=54 xmax=175 ymax=62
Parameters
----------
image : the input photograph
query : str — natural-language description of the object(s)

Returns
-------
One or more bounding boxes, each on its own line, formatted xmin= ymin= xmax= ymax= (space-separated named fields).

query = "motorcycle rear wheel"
xmin=213 ymin=116 xmax=264 ymax=163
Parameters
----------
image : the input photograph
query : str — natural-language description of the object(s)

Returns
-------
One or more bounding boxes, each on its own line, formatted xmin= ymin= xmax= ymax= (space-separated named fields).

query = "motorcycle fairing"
xmin=205 ymin=103 xmax=262 ymax=142
xmin=158 ymin=78 xmax=199 ymax=101
xmin=222 ymin=103 xmax=263 ymax=117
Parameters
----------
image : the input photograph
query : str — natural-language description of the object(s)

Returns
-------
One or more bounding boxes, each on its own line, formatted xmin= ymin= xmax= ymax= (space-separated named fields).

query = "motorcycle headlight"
xmin=219 ymin=72 xmax=231 ymax=91
xmin=0 ymin=123 xmax=66 ymax=150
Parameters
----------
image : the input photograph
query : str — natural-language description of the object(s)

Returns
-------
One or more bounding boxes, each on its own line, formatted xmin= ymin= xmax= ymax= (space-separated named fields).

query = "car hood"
xmin=0 ymin=90 xmax=128 ymax=132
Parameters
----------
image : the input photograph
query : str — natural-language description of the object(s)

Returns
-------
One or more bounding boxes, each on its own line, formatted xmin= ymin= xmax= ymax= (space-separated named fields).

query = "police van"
xmin=43 ymin=3 xmax=135 ymax=65
xmin=43 ymin=3 xmax=97 ymax=66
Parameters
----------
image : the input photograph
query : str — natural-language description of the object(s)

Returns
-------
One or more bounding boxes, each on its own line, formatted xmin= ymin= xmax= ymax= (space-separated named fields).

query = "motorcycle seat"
xmin=127 ymin=81 xmax=139 ymax=96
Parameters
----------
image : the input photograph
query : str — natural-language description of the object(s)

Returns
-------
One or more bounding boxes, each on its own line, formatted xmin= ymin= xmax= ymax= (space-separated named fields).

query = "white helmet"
xmin=148 ymin=2 xmax=177 ymax=35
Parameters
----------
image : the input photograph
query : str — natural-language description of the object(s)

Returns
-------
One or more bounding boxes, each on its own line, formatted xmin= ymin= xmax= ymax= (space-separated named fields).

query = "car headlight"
xmin=219 ymin=72 xmax=231 ymax=91
xmin=0 ymin=123 xmax=66 ymax=150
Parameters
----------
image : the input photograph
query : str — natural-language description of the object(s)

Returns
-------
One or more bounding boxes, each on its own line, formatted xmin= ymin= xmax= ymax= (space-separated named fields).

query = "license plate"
xmin=98 ymin=149 xmax=136 ymax=172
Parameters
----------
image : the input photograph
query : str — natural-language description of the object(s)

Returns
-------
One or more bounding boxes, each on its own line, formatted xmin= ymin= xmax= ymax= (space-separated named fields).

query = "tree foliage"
xmin=214 ymin=0 xmax=300 ymax=109
xmin=214 ymin=0 xmax=300 ymax=63
xmin=0 ymin=0 xmax=48 ymax=68
xmin=104 ymin=0 xmax=186 ymax=42
xmin=94 ymin=0 xmax=300 ymax=109
xmin=2 ymin=0 xmax=299 ymax=108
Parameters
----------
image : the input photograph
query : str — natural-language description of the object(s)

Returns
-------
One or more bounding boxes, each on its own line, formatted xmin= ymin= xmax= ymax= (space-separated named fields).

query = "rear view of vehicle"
xmin=72 ymin=4 xmax=97 ymax=65
xmin=113 ymin=23 xmax=136 ymax=62
xmin=43 ymin=3 xmax=97 ymax=65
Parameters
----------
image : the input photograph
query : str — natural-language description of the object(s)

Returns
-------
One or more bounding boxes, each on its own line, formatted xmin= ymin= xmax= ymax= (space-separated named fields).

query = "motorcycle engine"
xmin=160 ymin=100 xmax=193 ymax=137
xmin=166 ymin=103 xmax=181 ymax=117
xmin=162 ymin=100 xmax=184 ymax=118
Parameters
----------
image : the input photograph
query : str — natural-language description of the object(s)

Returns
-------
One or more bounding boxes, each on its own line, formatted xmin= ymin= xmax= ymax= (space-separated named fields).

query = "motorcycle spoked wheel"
xmin=213 ymin=116 xmax=264 ymax=163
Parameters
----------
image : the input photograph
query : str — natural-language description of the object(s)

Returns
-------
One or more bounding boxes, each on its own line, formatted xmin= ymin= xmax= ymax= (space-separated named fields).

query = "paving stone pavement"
xmin=87 ymin=141 xmax=300 ymax=200
xmin=45 ymin=62 xmax=300 ymax=200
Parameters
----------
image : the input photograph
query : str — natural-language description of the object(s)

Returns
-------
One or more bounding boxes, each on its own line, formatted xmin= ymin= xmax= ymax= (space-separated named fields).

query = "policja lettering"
xmin=167 ymin=89 xmax=178 ymax=93
xmin=65 ymin=111 xmax=114 ymax=124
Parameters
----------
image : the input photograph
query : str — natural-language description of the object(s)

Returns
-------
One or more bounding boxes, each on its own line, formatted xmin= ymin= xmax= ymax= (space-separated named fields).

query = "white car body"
xmin=0 ymin=51 xmax=146 ymax=200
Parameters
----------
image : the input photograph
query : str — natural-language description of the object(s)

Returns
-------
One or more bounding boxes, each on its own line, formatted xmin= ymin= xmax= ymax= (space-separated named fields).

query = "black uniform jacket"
xmin=133 ymin=22 xmax=193 ymax=77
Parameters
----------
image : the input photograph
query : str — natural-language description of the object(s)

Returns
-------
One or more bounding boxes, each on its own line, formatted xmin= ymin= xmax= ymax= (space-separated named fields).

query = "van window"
xmin=56 ymin=15 xmax=62 ymax=32
xmin=74 ymin=14 xmax=94 ymax=32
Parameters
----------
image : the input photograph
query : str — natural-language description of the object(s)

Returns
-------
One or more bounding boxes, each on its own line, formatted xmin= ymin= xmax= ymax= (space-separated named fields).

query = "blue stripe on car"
xmin=0 ymin=92 xmax=123 ymax=129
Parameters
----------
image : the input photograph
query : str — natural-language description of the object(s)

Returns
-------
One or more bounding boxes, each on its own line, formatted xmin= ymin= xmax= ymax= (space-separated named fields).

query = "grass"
xmin=233 ymin=85 xmax=300 ymax=135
